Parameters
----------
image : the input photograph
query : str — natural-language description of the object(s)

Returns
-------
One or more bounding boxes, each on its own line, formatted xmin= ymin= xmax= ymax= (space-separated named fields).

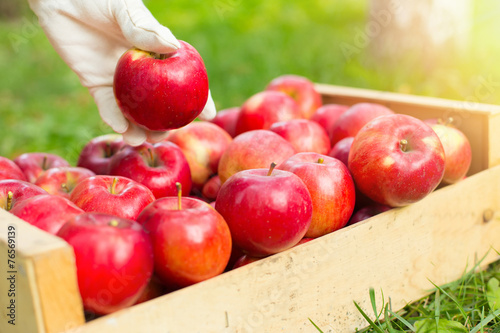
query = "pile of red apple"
xmin=0 ymin=74 xmax=472 ymax=317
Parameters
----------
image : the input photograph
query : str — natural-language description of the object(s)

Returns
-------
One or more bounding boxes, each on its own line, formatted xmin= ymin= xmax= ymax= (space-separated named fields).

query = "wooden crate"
xmin=2 ymin=84 xmax=500 ymax=333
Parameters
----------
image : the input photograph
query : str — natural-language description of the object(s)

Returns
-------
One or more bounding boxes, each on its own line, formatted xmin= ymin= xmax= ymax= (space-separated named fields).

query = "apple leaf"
xmin=486 ymin=277 xmax=500 ymax=312
xmin=414 ymin=318 xmax=467 ymax=332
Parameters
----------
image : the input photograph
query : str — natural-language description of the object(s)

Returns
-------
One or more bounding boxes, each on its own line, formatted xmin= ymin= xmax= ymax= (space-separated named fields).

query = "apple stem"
xmin=61 ymin=183 xmax=69 ymax=193
xmin=151 ymin=52 xmax=170 ymax=60
xmin=42 ymin=155 xmax=48 ymax=170
xmin=438 ymin=117 xmax=454 ymax=126
xmin=176 ymin=182 xmax=182 ymax=210
xmin=399 ymin=139 xmax=408 ymax=152
xmin=267 ymin=162 xmax=277 ymax=176
xmin=109 ymin=219 xmax=119 ymax=227
xmin=6 ymin=191 xmax=13 ymax=211
xmin=111 ymin=177 xmax=118 ymax=195
xmin=105 ymin=142 xmax=112 ymax=158
xmin=148 ymin=148 xmax=155 ymax=167
xmin=317 ymin=158 xmax=324 ymax=164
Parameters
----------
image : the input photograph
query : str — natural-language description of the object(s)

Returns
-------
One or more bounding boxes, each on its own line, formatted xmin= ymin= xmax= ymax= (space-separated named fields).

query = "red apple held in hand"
xmin=69 ymin=175 xmax=155 ymax=220
xmin=77 ymin=134 xmax=125 ymax=175
xmin=215 ymin=164 xmax=313 ymax=257
xmin=426 ymin=122 xmax=472 ymax=184
xmin=265 ymin=74 xmax=323 ymax=119
xmin=114 ymin=41 xmax=209 ymax=131
xmin=210 ymin=107 xmax=240 ymax=138
xmin=0 ymin=179 xmax=47 ymax=211
xmin=14 ymin=152 xmax=70 ymax=183
xmin=311 ymin=104 xmax=349 ymax=138
xmin=348 ymin=114 xmax=445 ymax=207
xmin=278 ymin=153 xmax=356 ymax=238
xmin=167 ymin=121 xmax=232 ymax=189
xmin=109 ymin=141 xmax=192 ymax=198
xmin=34 ymin=167 xmax=96 ymax=199
xmin=137 ymin=192 xmax=232 ymax=288
xmin=235 ymin=91 xmax=302 ymax=135
xmin=57 ymin=213 xmax=154 ymax=315
xmin=269 ymin=119 xmax=331 ymax=155
xmin=328 ymin=136 xmax=354 ymax=166
xmin=348 ymin=203 xmax=392 ymax=226
xmin=218 ymin=130 xmax=296 ymax=184
xmin=0 ymin=156 xmax=27 ymax=181
xmin=330 ymin=103 xmax=394 ymax=146
xmin=10 ymin=194 xmax=84 ymax=235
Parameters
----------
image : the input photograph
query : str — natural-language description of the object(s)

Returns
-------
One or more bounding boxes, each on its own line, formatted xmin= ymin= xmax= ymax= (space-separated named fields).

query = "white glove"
xmin=28 ymin=0 xmax=216 ymax=146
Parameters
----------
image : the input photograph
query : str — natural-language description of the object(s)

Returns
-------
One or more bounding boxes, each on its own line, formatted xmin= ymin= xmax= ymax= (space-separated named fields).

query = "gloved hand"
xmin=28 ymin=0 xmax=216 ymax=146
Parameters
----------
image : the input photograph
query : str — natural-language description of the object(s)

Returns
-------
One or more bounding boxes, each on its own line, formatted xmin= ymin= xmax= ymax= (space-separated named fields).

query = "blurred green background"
xmin=1 ymin=0 xmax=499 ymax=164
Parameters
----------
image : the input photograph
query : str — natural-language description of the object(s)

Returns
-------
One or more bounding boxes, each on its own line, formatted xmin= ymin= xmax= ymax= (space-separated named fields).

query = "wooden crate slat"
xmin=73 ymin=165 xmax=500 ymax=333
xmin=0 ymin=210 xmax=84 ymax=333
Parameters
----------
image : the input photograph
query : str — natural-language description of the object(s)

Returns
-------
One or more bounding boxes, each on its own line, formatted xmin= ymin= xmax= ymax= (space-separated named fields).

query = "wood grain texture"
xmin=0 ymin=210 xmax=84 ymax=333
xmin=73 ymin=166 xmax=500 ymax=333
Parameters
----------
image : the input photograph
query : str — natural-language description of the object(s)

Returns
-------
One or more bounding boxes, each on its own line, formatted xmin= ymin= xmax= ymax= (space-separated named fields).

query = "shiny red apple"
xmin=269 ymin=119 xmax=331 ymax=155
xmin=138 ymin=195 xmax=232 ymax=288
xmin=348 ymin=114 xmax=445 ymax=207
xmin=69 ymin=175 xmax=155 ymax=220
xmin=109 ymin=141 xmax=191 ymax=198
xmin=265 ymin=74 xmax=323 ymax=119
xmin=167 ymin=121 xmax=232 ymax=189
xmin=34 ymin=167 xmax=96 ymax=199
xmin=10 ymin=194 xmax=84 ymax=235
xmin=57 ymin=213 xmax=154 ymax=315
xmin=0 ymin=179 xmax=47 ymax=211
xmin=77 ymin=134 xmax=125 ymax=175
xmin=330 ymin=103 xmax=394 ymax=146
xmin=311 ymin=104 xmax=349 ymax=138
xmin=235 ymin=91 xmax=302 ymax=135
xmin=114 ymin=41 xmax=209 ymax=131
xmin=426 ymin=122 xmax=472 ymax=184
xmin=14 ymin=152 xmax=70 ymax=183
xmin=278 ymin=153 xmax=356 ymax=238
xmin=0 ymin=179 xmax=47 ymax=212
xmin=218 ymin=130 xmax=296 ymax=184
xmin=215 ymin=165 xmax=313 ymax=257
xmin=0 ymin=156 xmax=27 ymax=181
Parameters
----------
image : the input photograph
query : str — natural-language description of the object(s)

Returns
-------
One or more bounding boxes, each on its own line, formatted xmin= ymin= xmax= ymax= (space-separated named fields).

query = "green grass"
xmin=2 ymin=0 xmax=500 ymax=164
xmin=310 ymin=258 xmax=500 ymax=332
xmin=1 ymin=1 xmax=500 ymax=330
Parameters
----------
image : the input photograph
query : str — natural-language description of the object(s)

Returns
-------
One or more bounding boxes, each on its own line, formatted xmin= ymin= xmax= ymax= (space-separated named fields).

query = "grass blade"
xmin=428 ymin=280 xmax=469 ymax=320
xmin=369 ymin=288 xmax=383 ymax=325
xmin=383 ymin=303 xmax=398 ymax=333
xmin=435 ymin=289 xmax=441 ymax=328
xmin=308 ymin=318 xmax=325 ymax=333
xmin=469 ymin=308 xmax=500 ymax=333
xmin=353 ymin=301 xmax=385 ymax=333
xmin=387 ymin=309 xmax=416 ymax=332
